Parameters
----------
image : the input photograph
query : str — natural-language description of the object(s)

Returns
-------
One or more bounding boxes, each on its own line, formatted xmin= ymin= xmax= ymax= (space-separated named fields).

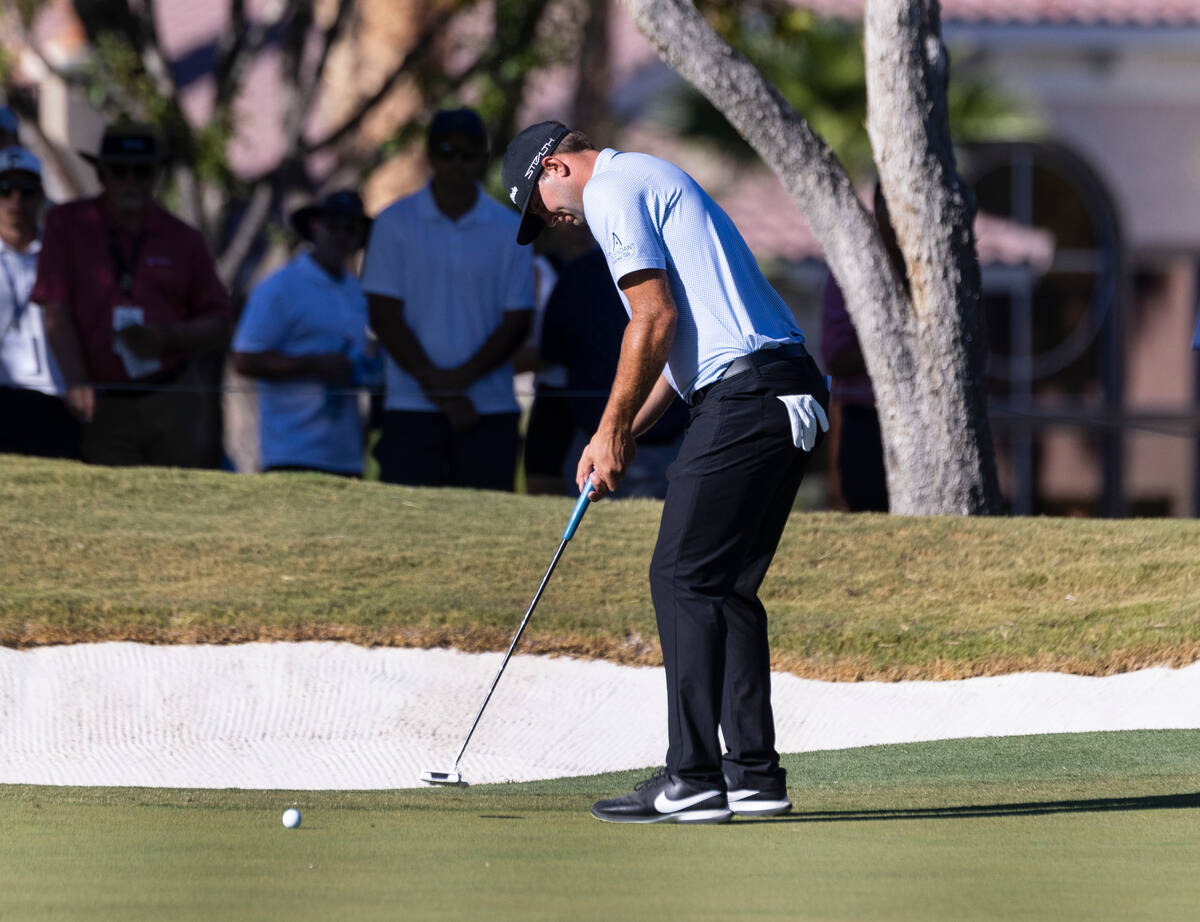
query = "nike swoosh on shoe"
xmin=653 ymin=789 xmax=723 ymax=813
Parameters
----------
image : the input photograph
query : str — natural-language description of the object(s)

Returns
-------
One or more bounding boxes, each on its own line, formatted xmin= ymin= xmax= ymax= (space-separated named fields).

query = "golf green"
xmin=3 ymin=730 xmax=1198 ymax=921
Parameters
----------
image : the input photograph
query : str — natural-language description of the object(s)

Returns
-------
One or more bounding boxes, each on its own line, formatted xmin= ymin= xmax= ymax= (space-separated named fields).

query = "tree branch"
xmin=214 ymin=0 xmax=280 ymax=108
xmin=216 ymin=181 xmax=275 ymax=288
xmin=133 ymin=0 xmax=180 ymax=101
xmin=619 ymin=0 xmax=905 ymax=332
xmin=302 ymin=4 xmax=459 ymax=155
xmin=310 ymin=0 xmax=356 ymax=94
xmin=279 ymin=0 xmax=315 ymax=144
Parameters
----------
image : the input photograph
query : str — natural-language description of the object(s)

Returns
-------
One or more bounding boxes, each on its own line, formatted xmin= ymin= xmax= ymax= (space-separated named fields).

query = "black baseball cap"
xmin=290 ymin=189 xmax=372 ymax=241
xmin=501 ymin=121 xmax=570 ymax=246
xmin=428 ymin=108 xmax=487 ymax=145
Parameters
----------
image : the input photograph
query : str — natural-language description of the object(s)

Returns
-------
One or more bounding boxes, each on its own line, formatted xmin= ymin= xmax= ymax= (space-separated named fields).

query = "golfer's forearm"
xmin=601 ymin=270 xmax=676 ymax=434
xmin=600 ymin=313 xmax=674 ymax=435
xmin=631 ymin=375 xmax=676 ymax=438
xmin=368 ymin=294 xmax=434 ymax=382
xmin=41 ymin=301 xmax=89 ymax=385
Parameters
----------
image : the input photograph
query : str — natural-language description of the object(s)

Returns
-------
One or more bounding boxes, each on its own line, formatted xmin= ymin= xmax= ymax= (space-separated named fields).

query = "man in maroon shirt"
xmin=35 ymin=123 xmax=231 ymax=466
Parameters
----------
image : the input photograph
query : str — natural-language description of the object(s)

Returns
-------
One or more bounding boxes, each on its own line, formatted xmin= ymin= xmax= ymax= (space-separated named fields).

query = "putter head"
xmin=420 ymin=769 xmax=467 ymax=787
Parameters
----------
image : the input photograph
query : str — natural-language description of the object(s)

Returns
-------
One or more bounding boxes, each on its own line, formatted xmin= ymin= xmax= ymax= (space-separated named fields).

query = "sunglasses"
xmin=104 ymin=163 xmax=156 ymax=181
xmin=430 ymin=142 xmax=485 ymax=163
xmin=0 ymin=178 xmax=42 ymax=199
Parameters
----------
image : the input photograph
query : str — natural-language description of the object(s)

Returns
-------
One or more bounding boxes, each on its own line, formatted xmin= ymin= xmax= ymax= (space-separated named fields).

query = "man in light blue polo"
xmin=502 ymin=122 xmax=829 ymax=824
xmin=233 ymin=191 xmax=375 ymax=476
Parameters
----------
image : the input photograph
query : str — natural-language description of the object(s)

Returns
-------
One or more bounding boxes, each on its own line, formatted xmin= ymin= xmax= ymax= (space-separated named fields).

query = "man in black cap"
xmin=362 ymin=108 xmax=534 ymax=490
xmin=233 ymin=190 xmax=376 ymax=476
xmin=502 ymin=122 xmax=829 ymax=824
xmin=34 ymin=122 xmax=232 ymax=467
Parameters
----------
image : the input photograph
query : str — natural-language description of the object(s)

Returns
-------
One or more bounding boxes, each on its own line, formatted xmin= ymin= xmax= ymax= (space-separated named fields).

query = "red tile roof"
xmin=796 ymin=0 xmax=1200 ymax=26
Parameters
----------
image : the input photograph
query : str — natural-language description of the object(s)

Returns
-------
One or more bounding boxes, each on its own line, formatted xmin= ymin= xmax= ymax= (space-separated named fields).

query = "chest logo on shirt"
xmin=610 ymin=232 xmax=635 ymax=261
xmin=510 ymin=186 xmax=518 ymax=204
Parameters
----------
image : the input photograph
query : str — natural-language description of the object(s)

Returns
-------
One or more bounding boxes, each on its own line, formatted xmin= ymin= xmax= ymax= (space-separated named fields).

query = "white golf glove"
xmin=776 ymin=394 xmax=830 ymax=452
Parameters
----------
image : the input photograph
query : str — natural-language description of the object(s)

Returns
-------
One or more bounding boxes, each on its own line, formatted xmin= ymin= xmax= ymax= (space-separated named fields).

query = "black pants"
xmin=649 ymin=348 xmax=827 ymax=789
xmin=0 ymin=386 xmax=81 ymax=460
xmin=375 ymin=410 xmax=519 ymax=491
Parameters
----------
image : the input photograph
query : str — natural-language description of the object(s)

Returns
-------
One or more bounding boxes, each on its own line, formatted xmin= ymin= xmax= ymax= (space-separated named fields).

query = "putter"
xmin=420 ymin=478 xmax=597 ymax=787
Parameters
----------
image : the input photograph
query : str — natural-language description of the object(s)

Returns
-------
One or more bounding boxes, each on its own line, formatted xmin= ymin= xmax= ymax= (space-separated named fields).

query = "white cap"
xmin=0 ymin=146 xmax=41 ymax=178
xmin=0 ymin=107 xmax=17 ymax=136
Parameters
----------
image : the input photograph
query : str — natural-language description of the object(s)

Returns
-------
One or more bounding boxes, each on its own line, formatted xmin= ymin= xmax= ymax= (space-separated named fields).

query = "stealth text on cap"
xmin=524 ymin=136 xmax=560 ymax=181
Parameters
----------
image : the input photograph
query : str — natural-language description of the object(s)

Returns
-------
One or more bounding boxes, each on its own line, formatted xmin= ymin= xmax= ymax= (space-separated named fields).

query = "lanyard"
xmin=0 ymin=249 xmax=25 ymax=332
xmin=108 ymin=226 xmax=147 ymax=296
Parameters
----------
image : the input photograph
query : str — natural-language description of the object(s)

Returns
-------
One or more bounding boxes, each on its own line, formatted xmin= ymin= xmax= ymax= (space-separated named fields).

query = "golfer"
xmin=502 ymin=123 xmax=830 ymax=824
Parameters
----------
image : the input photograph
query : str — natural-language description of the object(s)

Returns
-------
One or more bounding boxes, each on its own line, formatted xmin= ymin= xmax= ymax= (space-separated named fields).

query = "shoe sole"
xmin=728 ymin=800 xmax=792 ymax=817
xmin=590 ymin=807 xmax=734 ymax=825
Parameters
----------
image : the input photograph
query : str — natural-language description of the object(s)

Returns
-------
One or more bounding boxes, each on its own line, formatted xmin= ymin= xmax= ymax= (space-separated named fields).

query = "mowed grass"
xmin=2 ymin=731 xmax=1199 ymax=922
xmin=3 ymin=455 xmax=1200 ymax=679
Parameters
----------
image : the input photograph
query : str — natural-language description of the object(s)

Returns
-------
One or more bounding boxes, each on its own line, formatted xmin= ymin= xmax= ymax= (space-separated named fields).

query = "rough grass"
xmin=3 ymin=455 xmax=1200 ymax=680
xmin=2 ymin=731 xmax=1200 ymax=921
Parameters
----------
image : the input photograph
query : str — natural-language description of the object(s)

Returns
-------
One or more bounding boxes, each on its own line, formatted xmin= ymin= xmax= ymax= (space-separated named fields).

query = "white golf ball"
xmin=282 ymin=808 xmax=302 ymax=829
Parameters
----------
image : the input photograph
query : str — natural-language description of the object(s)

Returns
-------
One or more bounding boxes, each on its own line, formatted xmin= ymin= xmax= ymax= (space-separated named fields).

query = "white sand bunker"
xmin=2 ymin=642 xmax=1199 ymax=790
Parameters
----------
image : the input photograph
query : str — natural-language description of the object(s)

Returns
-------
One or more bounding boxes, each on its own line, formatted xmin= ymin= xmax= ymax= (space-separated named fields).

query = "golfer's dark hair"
xmin=556 ymin=128 xmax=595 ymax=154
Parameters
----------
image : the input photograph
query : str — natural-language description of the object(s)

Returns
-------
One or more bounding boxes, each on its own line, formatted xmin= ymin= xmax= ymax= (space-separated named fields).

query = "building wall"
xmin=967 ymin=37 xmax=1200 ymax=254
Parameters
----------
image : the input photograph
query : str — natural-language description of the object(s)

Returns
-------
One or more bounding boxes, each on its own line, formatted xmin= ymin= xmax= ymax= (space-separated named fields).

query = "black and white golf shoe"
xmin=590 ymin=768 xmax=733 ymax=824
xmin=725 ymin=779 xmax=793 ymax=817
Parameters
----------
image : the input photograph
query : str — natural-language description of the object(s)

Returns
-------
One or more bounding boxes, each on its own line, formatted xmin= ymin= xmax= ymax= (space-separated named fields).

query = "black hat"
xmin=290 ymin=189 xmax=372 ymax=241
xmin=501 ymin=121 xmax=570 ymax=246
xmin=428 ymin=108 xmax=487 ymax=145
xmin=80 ymin=123 xmax=164 ymax=167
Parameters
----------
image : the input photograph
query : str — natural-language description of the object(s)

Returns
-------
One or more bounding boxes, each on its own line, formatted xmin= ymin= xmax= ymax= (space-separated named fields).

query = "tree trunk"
xmin=620 ymin=0 xmax=1003 ymax=514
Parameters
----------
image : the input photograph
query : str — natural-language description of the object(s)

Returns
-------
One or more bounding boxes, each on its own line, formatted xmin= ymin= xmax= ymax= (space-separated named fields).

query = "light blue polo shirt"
xmin=582 ymin=149 xmax=804 ymax=400
xmin=361 ymin=183 xmax=534 ymax=414
xmin=233 ymin=253 xmax=369 ymax=474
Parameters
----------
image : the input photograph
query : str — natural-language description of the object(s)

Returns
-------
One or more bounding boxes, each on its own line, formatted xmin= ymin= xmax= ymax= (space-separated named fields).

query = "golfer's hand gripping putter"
xmin=420 ymin=478 xmax=596 ymax=787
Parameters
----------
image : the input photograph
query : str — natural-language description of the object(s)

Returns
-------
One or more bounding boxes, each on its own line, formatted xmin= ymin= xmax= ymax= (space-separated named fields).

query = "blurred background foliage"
xmin=658 ymin=0 xmax=1029 ymax=180
xmin=0 ymin=0 xmax=1031 ymax=292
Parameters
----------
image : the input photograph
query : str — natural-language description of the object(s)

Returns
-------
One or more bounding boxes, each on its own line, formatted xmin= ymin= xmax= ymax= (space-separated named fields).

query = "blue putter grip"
xmin=562 ymin=477 xmax=595 ymax=542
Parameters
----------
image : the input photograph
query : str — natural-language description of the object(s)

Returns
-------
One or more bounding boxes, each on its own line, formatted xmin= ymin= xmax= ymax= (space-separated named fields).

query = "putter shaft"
xmin=448 ymin=482 xmax=594 ymax=773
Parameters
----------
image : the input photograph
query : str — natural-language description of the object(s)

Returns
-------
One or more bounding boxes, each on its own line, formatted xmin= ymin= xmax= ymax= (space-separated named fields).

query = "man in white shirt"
xmin=0 ymin=147 xmax=80 ymax=458
xmin=503 ymin=122 xmax=830 ymax=824
xmin=362 ymin=109 xmax=534 ymax=491
xmin=233 ymin=191 xmax=375 ymax=476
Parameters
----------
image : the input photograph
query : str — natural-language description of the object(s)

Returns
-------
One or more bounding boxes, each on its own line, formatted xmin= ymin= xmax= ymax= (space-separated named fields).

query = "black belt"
xmin=689 ymin=342 xmax=808 ymax=408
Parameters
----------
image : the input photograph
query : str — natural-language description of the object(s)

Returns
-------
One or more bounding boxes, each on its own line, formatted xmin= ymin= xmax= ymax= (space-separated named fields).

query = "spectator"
xmin=541 ymin=245 xmax=687 ymax=498
xmin=362 ymin=108 xmax=534 ymax=490
xmin=232 ymin=191 xmax=375 ymax=476
xmin=33 ymin=123 xmax=232 ymax=467
xmin=0 ymin=147 xmax=79 ymax=458
xmin=820 ymin=279 xmax=887 ymax=511
xmin=0 ymin=108 xmax=20 ymax=148
xmin=518 ymin=251 xmax=575 ymax=495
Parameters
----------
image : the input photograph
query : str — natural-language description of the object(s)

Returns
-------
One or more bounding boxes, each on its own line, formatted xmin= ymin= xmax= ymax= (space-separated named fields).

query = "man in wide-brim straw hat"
xmin=33 ymin=121 xmax=233 ymax=467
xmin=232 ymin=188 xmax=377 ymax=477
